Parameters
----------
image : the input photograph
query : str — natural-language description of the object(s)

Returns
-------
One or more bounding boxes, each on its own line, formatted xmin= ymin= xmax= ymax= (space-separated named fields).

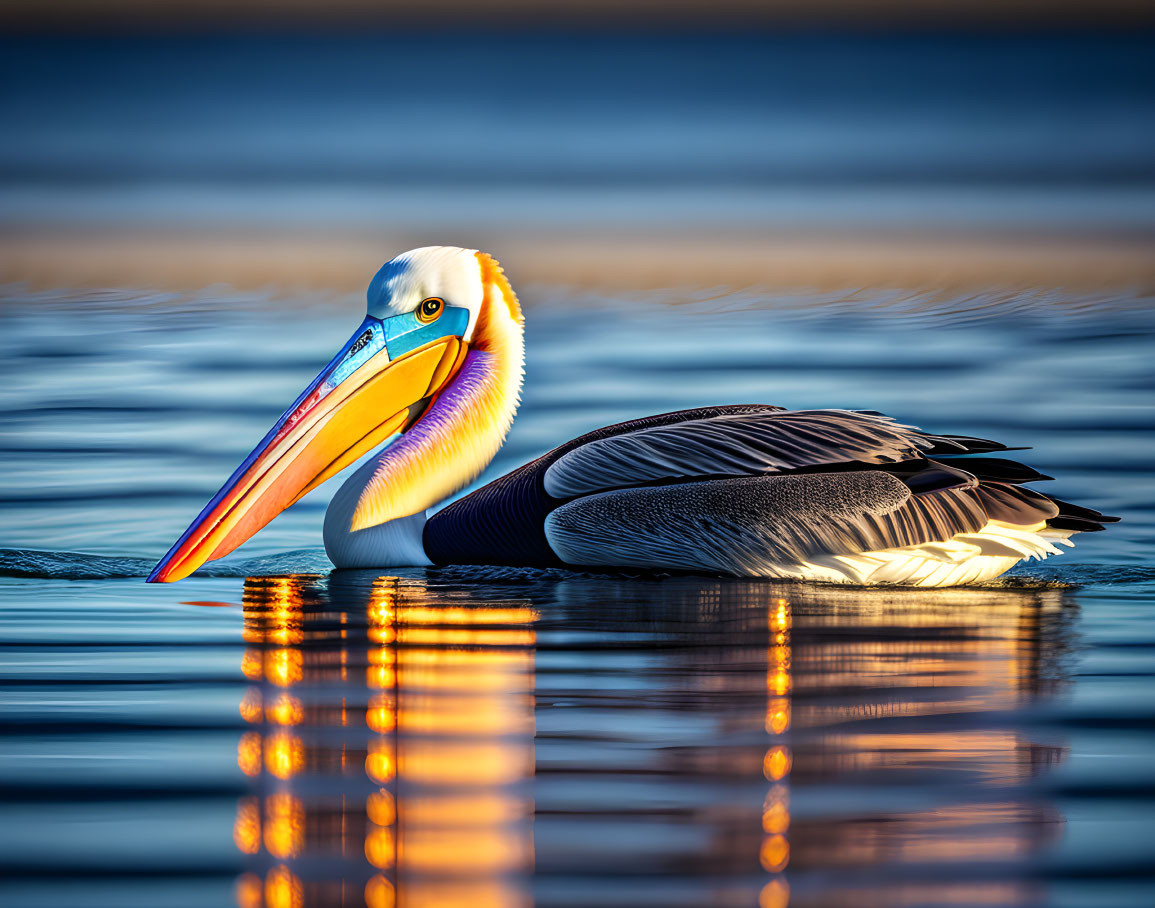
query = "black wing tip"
xmin=930 ymin=433 xmax=1015 ymax=454
xmin=923 ymin=430 xmax=1040 ymax=454
xmin=1044 ymin=496 xmax=1120 ymax=532
xmin=929 ymin=456 xmax=1054 ymax=485
xmin=1046 ymin=517 xmax=1107 ymax=532
xmin=1050 ymin=496 xmax=1121 ymax=522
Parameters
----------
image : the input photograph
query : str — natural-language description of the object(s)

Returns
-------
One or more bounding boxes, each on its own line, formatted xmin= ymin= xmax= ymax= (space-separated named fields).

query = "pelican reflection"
xmin=233 ymin=573 xmax=536 ymax=908
xmin=542 ymin=578 xmax=1074 ymax=908
xmin=231 ymin=571 xmax=1074 ymax=907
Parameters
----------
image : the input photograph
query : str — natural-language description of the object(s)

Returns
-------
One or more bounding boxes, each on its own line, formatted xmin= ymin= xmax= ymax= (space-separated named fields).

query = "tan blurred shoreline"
xmin=2 ymin=227 xmax=1154 ymax=295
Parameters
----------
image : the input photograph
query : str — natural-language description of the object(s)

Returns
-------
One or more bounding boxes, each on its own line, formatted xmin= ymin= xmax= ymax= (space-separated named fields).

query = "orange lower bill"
xmin=148 ymin=336 xmax=464 ymax=582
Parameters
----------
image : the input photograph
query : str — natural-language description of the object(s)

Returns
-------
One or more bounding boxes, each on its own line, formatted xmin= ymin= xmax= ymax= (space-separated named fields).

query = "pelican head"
xmin=148 ymin=246 xmax=524 ymax=582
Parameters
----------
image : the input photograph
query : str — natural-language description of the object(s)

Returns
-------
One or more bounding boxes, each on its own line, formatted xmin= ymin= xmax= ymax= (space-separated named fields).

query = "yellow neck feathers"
xmin=348 ymin=253 xmax=525 ymax=532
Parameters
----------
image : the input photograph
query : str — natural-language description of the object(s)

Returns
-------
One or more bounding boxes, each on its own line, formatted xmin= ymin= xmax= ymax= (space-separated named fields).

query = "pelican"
xmin=148 ymin=246 xmax=1116 ymax=587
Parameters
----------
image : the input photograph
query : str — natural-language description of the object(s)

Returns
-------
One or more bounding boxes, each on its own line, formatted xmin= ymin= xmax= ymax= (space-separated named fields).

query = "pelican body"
xmin=148 ymin=247 xmax=1116 ymax=587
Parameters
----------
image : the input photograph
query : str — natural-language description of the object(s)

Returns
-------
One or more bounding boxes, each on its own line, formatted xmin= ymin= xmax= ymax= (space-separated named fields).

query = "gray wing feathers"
xmin=542 ymin=409 xmax=961 ymax=499
xmin=543 ymin=471 xmax=988 ymax=575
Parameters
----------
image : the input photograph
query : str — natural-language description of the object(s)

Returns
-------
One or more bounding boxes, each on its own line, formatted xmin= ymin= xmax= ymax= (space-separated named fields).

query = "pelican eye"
xmin=416 ymin=297 xmax=444 ymax=324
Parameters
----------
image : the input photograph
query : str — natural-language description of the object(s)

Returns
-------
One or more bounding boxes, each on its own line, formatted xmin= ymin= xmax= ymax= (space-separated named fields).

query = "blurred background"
xmin=2 ymin=0 xmax=1154 ymax=291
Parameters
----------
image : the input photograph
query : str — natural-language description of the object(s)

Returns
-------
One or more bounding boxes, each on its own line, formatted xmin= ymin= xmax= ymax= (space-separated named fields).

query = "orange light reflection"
xmin=762 ymin=598 xmax=792 ymax=881
xmin=264 ymin=731 xmax=303 ymax=779
xmin=264 ymin=792 xmax=304 ymax=859
xmin=264 ymin=865 xmax=303 ymax=908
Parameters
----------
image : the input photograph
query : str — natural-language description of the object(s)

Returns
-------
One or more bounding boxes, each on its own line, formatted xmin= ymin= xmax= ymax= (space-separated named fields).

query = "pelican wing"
xmin=542 ymin=409 xmax=985 ymax=499
xmin=424 ymin=404 xmax=784 ymax=567
xmin=425 ymin=405 xmax=1115 ymax=578
xmin=542 ymin=471 xmax=995 ymax=576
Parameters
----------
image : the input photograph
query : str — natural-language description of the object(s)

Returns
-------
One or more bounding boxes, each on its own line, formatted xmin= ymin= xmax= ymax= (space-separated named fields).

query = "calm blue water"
xmin=2 ymin=283 xmax=1154 ymax=908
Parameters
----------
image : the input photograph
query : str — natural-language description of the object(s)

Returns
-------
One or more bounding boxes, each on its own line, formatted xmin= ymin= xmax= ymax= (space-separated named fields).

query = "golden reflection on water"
xmin=761 ymin=597 xmax=792 ymax=897
xmin=760 ymin=584 xmax=1069 ymax=907
xmin=543 ymin=578 xmax=1071 ymax=907
xmin=231 ymin=573 xmax=1071 ymax=907
xmin=233 ymin=574 xmax=536 ymax=907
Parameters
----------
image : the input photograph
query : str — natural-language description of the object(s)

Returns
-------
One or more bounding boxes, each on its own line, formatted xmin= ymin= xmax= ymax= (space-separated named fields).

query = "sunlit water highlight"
xmin=1 ymin=285 xmax=1154 ymax=907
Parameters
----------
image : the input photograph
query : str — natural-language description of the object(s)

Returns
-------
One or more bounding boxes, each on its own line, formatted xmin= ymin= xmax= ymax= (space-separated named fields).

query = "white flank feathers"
xmin=792 ymin=521 xmax=1076 ymax=587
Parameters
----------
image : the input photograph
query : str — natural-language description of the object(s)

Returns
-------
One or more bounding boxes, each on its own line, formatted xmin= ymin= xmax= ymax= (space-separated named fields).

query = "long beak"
xmin=148 ymin=317 xmax=466 ymax=582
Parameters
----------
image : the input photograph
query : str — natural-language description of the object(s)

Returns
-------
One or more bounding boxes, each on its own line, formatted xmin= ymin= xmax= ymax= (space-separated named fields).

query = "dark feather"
xmin=886 ymin=461 xmax=978 ymax=494
xmin=426 ymin=404 xmax=1116 ymax=573
xmin=425 ymin=404 xmax=779 ymax=567
xmin=926 ymin=434 xmax=1019 ymax=455
xmin=542 ymin=409 xmax=965 ymax=498
xmin=543 ymin=471 xmax=991 ymax=574
xmin=1048 ymin=496 xmax=1120 ymax=524
xmin=974 ymin=482 xmax=1060 ymax=525
xmin=932 ymin=457 xmax=1054 ymax=484
xmin=1046 ymin=517 xmax=1107 ymax=532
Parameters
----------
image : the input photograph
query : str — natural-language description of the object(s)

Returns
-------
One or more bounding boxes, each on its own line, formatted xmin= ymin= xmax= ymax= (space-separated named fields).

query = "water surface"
xmin=1 ymin=283 xmax=1153 ymax=906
